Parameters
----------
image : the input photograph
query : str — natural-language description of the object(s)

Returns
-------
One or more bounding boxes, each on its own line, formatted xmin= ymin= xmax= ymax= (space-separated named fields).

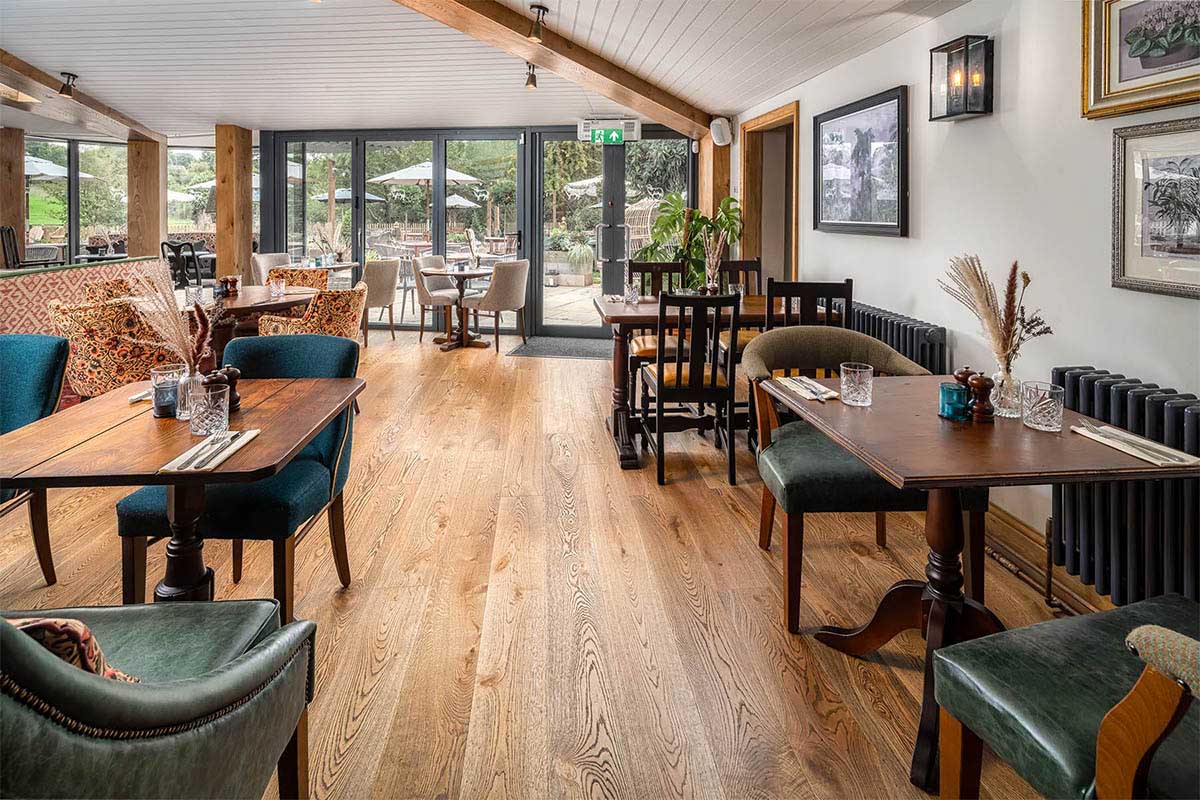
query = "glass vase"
xmin=175 ymin=368 xmax=199 ymax=421
xmin=992 ymin=366 xmax=1022 ymax=418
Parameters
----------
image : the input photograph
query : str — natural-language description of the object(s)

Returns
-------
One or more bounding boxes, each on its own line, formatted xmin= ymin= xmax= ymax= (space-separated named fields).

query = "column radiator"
xmin=849 ymin=302 xmax=947 ymax=374
xmin=1050 ymin=366 xmax=1199 ymax=605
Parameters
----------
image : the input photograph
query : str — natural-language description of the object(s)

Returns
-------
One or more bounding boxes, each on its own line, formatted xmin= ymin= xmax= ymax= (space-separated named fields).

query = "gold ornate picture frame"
xmin=1082 ymin=0 xmax=1200 ymax=119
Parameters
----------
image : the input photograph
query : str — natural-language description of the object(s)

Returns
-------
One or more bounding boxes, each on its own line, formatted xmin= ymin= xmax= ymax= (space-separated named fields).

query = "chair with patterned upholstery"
xmin=0 ymin=334 xmax=68 ymax=586
xmin=265 ymin=267 xmax=329 ymax=291
xmin=116 ymin=335 xmax=358 ymax=623
xmin=936 ymin=595 xmax=1198 ymax=800
xmin=0 ymin=600 xmax=316 ymax=799
xmin=743 ymin=326 xmax=990 ymax=634
xmin=49 ymin=298 xmax=176 ymax=399
xmin=259 ymin=282 xmax=367 ymax=342
xmin=251 ymin=252 xmax=291 ymax=286
xmin=462 ymin=259 xmax=529 ymax=352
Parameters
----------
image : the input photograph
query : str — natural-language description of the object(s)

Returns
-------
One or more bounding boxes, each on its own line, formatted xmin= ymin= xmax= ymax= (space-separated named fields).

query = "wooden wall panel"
xmin=739 ymin=132 xmax=763 ymax=260
xmin=697 ymin=134 xmax=730 ymax=219
xmin=126 ymin=139 xmax=167 ymax=257
xmin=0 ymin=127 xmax=25 ymax=262
xmin=215 ymin=124 xmax=253 ymax=281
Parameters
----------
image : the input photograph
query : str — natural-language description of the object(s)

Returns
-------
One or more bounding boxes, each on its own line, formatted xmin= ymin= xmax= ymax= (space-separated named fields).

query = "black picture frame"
xmin=813 ymin=85 xmax=908 ymax=237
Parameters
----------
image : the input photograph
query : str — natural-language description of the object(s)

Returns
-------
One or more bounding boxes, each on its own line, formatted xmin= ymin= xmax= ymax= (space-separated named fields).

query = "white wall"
xmin=732 ymin=0 xmax=1200 ymax=528
xmin=760 ymin=130 xmax=789 ymax=283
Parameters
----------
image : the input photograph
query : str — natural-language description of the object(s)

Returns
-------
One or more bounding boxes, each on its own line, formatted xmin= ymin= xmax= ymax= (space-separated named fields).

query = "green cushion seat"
xmin=934 ymin=594 xmax=1200 ymax=800
xmin=758 ymin=421 xmax=989 ymax=514
xmin=2 ymin=600 xmax=279 ymax=684
xmin=117 ymin=457 xmax=333 ymax=542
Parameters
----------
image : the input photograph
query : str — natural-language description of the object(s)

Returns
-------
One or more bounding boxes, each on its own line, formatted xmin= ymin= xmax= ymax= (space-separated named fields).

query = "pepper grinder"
xmin=968 ymin=373 xmax=995 ymax=423
xmin=954 ymin=365 xmax=977 ymax=388
xmin=219 ymin=365 xmax=241 ymax=412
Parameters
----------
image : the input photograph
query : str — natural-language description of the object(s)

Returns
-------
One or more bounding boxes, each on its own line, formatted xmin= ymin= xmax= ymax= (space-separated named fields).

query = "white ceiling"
xmin=0 ymin=0 xmax=965 ymax=141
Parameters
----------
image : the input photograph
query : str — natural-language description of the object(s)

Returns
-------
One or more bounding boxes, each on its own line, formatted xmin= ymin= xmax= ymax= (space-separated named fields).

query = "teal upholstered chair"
xmin=743 ymin=327 xmax=990 ymax=634
xmin=0 ymin=600 xmax=314 ymax=799
xmin=935 ymin=594 xmax=1198 ymax=800
xmin=0 ymin=334 xmax=69 ymax=585
xmin=117 ymin=335 xmax=358 ymax=621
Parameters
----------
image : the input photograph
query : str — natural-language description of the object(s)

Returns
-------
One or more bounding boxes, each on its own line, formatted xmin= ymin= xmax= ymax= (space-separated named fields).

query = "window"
xmin=23 ymin=138 xmax=69 ymax=261
xmin=78 ymin=142 xmax=127 ymax=251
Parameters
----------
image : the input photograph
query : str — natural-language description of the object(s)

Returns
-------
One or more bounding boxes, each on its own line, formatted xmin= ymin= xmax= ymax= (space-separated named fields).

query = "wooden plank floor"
xmin=0 ymin=333 xmax=1058 ymax=799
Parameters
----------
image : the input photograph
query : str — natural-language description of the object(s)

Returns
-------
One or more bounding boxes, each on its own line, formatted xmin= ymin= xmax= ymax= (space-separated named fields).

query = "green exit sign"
xmin=591 ymin=128 xmax=624 ymax=145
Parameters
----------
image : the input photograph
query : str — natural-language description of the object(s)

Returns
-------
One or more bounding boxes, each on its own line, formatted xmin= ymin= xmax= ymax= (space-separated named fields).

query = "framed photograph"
xmin=1112 ymin=116 xmax=1200 ymax=299
xmin=813 ymin=85 xmax=908 ymax=237
xmin=1082 ymin=0 xmax=1200 ymax=119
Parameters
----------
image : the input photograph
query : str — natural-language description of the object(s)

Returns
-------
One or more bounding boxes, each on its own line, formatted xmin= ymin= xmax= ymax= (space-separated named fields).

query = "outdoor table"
xmin=761 ymin=374 xmax=1200 ymax=791
xmin=419 ymin=265 xmax=493 ymax=351
xmin=74 ymin=253 xmax=125 ymax=264
xmin=0 ymin=376 xmax=364 ymax=603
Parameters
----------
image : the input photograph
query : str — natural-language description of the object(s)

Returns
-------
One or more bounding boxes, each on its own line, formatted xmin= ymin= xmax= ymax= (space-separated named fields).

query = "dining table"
xmin=0 ymin=376 xmax=365 ymax=604
xmin=178 ymin=285 xmax=318 ymax=365
xmin=593 ymin=293 xmax=788 ymax=469
xmin=419 ymin=265 xmax=493 ymax=351
xmin=761 ymin=374 xmax=1200 ymax=791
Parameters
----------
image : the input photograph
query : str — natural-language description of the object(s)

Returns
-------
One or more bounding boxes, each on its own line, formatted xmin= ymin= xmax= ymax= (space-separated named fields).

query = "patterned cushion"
xmin=265 ymin=267 xmax=329 ymax=290
xmin=6 ymin=617 xmax=138 ymax=682
xmin=82 ymin=277 xmax=135 ymax=303
xmin=49 ymin=298 xmax=176 ymax=398
xmin=1128 ymin=625 xmax=1200 ymax=696
xmin=260 ymin=283 xmax=366 ymax=341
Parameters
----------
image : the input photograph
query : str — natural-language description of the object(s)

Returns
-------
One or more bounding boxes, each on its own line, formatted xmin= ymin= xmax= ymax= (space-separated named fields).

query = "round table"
xmin=419 ymin=266 xmax=493 ymax=351
xmin=180 ymin=285 xmax=317 ymax=365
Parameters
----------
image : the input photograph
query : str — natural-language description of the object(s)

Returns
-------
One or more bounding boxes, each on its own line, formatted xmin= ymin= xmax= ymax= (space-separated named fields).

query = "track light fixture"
xmin=525 ymin=63 xmax=538 ymax=90
xmin=527 ymin=4 xmax=548 ymax=43
xmin=58 ymin=72 xmax=78 ymax=97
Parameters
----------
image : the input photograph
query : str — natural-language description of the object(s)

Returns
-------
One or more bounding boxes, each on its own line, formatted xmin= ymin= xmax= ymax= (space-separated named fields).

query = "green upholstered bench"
xmin=934 ymin=594 xmax=1198 ymax=799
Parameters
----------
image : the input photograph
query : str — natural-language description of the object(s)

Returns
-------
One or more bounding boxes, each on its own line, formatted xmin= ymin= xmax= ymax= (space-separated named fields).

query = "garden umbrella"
xmin=313 ymin=188 xmax=385 ymax=203
xmin=368 ymin=161 xmax=481 ymax=228
xmin=25 ymin=155 xmax=95 ymax=181
xmin=445 ymin=194 xmax=480 ymax=209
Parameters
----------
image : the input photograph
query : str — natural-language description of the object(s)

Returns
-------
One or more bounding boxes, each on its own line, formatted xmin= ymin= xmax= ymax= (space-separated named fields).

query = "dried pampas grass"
xmin=123 ymin=260 xmax=217 ymax=370
xmin=939 ymin=254 xmax=1052 ymax=371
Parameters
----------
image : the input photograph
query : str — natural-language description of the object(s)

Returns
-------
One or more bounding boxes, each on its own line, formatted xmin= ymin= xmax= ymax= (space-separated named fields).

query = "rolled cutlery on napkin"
xmin=782 ymin=376 xmax=839 ymax=401
xmin=1071 ymin=422 xmax=1199 ymax=467
xmin=128 ymin=388 xmax=152 ymax=403
xmin=160 ymin=429 xmax=261 ymax=473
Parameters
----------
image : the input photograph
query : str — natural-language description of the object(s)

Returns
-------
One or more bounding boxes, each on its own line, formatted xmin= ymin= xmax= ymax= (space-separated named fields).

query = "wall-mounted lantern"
xmin=930 ymin=36 xmax=993 ymax=120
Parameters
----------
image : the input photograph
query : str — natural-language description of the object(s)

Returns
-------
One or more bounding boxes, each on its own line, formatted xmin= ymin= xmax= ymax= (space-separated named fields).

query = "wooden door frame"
xmin=739 ymin=101 xmax=799 ymax=279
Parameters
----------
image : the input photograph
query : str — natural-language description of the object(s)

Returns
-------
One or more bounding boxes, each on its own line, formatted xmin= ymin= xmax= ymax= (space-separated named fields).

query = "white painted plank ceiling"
xmin=0 ymin=0 xmax=965 ymax=140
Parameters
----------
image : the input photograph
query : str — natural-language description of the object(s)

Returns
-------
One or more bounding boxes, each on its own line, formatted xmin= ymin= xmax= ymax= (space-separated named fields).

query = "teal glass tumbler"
xmin=939 ymin=381 xmax=970 ymax=421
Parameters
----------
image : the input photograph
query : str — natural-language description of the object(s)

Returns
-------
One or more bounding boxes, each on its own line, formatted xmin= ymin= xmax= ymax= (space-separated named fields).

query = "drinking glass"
xmin=150 ymin=364 xmax=184 ymax=419
xmin=1022 ymin=381 xmax=1065 ymax=432
xmin=938 ymin=381 xmax=970 ymax=421
xmin=840 ymin=362 xmax=874 ymax=407
xmin=269 ymin=277 xmax=286 ymax=298
xmin=189 ymin=384 xmax=230 ymax=436
xmin=623 ymin=280 xmax=639 ymax=305
xmin=183 ymin=285 xmax=204 ymax=306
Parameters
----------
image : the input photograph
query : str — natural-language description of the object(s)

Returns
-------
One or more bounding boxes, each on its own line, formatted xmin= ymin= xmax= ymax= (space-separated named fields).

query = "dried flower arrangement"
xmin=312 ymin=220 xmax=345 ymax=261
xmin=123 ymin=260 xmax=218 ymax=372
xmin=939 ymin=254 xmax=1053 ymax=374
xmin=701 ymin=227 xmax=727 ymax=290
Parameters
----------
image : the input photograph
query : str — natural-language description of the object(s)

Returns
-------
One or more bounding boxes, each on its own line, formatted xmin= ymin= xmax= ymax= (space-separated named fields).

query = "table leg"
xmin=154 ymin=483 xmax=214 ymax=602
xmin=605 ymin=325 xmax=640 ymax=469
xmin=813 ymin=488 xmax=1004 ymax=793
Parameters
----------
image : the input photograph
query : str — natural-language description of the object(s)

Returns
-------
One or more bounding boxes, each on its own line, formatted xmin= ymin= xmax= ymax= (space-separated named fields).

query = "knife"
xmin=797 ymin=375 xmax=835 ymax=401
xmin=192 ymin=430 xmax=247 ymax=470
xmin=1079 ymin=420 xmax=1188 ymax=464
xmin=783 ymin=377 xmax=823 ymax=403
xmin=174 ymin=432 xmax=231 ymax=471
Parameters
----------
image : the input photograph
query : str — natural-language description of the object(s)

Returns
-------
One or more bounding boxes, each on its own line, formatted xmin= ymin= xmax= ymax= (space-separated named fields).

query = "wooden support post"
xmin=0 ymin=126 xmax=25 ymax=262
xmin=697 ymin=133 xmax=730 ymax=218
xmin=126 ymin=139 xmax=167 ymax=257
xmin=215 ymin=124 xmax=253 ymax=281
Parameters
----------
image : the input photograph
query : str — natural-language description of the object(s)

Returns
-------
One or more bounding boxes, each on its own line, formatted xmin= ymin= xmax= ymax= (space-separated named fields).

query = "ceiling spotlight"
xmin=58 ymin=72 xmax=78 ymax=98
xmin=527 ymin=4 xmax=548 ymax=43
xmin=525 ymin=63 xmax=538 ymax=90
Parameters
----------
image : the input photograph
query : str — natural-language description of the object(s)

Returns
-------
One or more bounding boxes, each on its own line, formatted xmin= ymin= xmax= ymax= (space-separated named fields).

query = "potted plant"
xmin=633 ymin=192 xmax=743 ymax=289
xmin=1124 ymin=2 xmax=1200 ymax=68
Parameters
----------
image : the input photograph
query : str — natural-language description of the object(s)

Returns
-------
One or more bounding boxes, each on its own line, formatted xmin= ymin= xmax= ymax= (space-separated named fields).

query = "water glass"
xmin=1022 ymin=381 xmax=1065 ymax=432
xmin=183 ymin=285 xmax=204 ymax=306
xmin=189 ymin=384 xmax=230 ymax=436
xmin=728 ymin=282 xmax=745 ymax=297
xmin=623 ymin=280 xmax=639 ymax=305
xmin=938 ymin=381 xmax=970 ymax=421
xmin=840 ymin=362 xmax=874 ymax=407
xmin=269 ymin=277 xmax=286 ymax=299
xmin=150 ymin=364 xmax=184 ymax=419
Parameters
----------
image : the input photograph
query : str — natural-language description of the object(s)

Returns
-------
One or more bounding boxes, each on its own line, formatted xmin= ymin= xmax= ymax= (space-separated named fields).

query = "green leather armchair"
xmin=1 ymin=600 xmax=315 ymax=799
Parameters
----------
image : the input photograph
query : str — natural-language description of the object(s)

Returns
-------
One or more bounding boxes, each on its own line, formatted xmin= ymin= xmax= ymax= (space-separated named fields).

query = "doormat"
xmin=506 ymin=337 xmax=611 ymax=360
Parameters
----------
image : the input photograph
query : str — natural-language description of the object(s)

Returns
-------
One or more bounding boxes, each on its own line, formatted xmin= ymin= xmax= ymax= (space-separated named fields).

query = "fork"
xmin=1077 ymin=418 xmax=1187 ymax=463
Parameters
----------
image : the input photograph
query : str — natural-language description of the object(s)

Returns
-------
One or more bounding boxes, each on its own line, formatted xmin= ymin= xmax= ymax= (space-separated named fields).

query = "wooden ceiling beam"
xmin=389 ymin=0 xmax=712 ymax=139
xmin=0 ymin=49 xmax=164 ymax=143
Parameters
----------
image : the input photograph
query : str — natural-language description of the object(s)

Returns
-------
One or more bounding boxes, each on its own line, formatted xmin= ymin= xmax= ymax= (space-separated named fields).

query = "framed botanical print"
xmin=1082 ymin=0 xmax=1200 ymax=119
xmin=813 ymin=86 xmax=908 ymax=236
xmin=1112 ymin=116 xmax=1200 ymax=299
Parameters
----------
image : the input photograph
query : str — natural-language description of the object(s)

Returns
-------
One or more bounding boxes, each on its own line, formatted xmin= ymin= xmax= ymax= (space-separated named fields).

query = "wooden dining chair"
xmin=765 ymin=277 xmax=853 ymax=329
xmin=160 ymin=240 xmax=206 ymax=288
xmin=639 ymin=292 xmax=740 ymax=486
xmin=626 ymin=260 xmax=688 ymax=404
